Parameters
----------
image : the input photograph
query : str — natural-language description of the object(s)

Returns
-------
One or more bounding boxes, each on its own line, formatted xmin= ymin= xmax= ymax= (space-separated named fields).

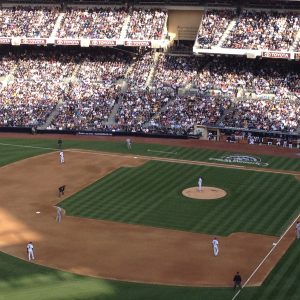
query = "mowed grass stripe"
xmin=207 ymin=171 xmax=278 ymax=235
xmin=235 ymin=173 xmax=272 ymax=229
xmin=113 ymin=162 xmax=172 ymax=222
xmin=254 ymin=179 xmax=296 ymax=235
xmin=267 ymin=156 xmax=297 ymax=171
xmin=126 ymin=164 xmax=178 ymax=223
xmin=210 ymin=171 xmax=259 ymax=235
xmin=262 ymin=185 xmax=299 ymax=235
xmin=237 ymin=173 xmax=285 ymax=234
xmin=128 ymin=163 xmax=192 ymax=226
xmin=63 ymin=168 xmax=134 ymax=216
xmin=195 ymin=168 xmax=255 ymax=232
xmin=60 ymin=161 xmax=300 ymax=236
xmin=224 ymin=173 xmax=298 ymax=235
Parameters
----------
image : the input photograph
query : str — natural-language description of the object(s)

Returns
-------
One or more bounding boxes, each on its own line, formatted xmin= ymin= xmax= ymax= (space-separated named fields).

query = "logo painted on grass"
xmin=209 ymin=155 xmax=269 ymax=166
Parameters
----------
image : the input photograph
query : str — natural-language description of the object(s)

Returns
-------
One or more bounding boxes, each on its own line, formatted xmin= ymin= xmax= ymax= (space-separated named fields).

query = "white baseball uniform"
xmin=56 ymin=206 xmax=62 ymax=223
xmin=126 ymin=138 xmax=132 ymax=150
xmin=296 ymin=222 xmax=300 ymax=239
xmin=27 ymin=242 xmax=35 ymax=261
xmin=59 ymin=151 xmax=64 ymax=164
xmin=198 ymin=177 xmax=202 ymax=191
xmin=212 ymin=238 xmax=219 ymax=256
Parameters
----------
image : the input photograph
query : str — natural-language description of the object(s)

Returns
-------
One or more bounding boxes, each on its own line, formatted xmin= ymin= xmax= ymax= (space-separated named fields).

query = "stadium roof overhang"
xmin=2 ymin=0 xmax=300 ymax=8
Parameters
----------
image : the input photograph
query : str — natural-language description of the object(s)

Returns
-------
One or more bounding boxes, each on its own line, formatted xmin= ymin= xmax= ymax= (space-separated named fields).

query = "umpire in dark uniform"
xmin=58 ymin=185 xmax=66 ymax=197
xmin=233 ymin=272 xmax=242 ymax=289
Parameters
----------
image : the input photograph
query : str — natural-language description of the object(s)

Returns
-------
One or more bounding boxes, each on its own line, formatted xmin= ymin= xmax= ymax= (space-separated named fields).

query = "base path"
xmin=0 ymin=151 xmax=296 ymax=287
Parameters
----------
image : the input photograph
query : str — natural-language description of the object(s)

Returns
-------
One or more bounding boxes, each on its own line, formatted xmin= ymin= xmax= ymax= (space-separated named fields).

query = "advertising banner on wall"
xmin=0 ymin=38 xmax=12 ymax=44
xmin=90 ymin=39 xmax=117 ymax=46
xmin=21 ymin=38 xmax=47 ymax=45
xmin=261 ymin=51 xmax=291 ymax=59
xmin=124 ymin=40 xmax=151 ymax=47
xmin=55 ymin=39 xmax=80 ymax=46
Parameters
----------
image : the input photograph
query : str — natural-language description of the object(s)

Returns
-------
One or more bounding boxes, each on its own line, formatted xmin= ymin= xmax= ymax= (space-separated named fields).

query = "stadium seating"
xmin=196 ymin=10 xmax=236 ymax=48
xmin=222 ymin=10 xmax=300 ymax=50
xmin=0 ymin=6 xmax=59 ymax=37
xmin=0 ymin=5 xmax=298 ymax=136
xmin=57 ymin=8 xmax=127 ymax=39
xmin=125 ymin=8 xmax=167 ymax=40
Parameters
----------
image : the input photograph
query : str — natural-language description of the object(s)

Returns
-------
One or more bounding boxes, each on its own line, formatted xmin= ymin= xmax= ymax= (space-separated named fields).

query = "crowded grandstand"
xmin=0 ymin=0 xmax=299 ymax=144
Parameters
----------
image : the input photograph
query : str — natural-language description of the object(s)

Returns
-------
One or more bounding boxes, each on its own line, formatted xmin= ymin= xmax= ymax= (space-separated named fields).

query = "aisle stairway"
xmin=38 ymin=66 xmax=76 ymax=130
xmin=146 ymin=52 xmax=160 ymax=87
xmin=217 ymin=18 xmax=238 ymax=48
xmin=38 ymin=101 xmax=64 ymax=130
xmin=290 ymin=29 xmax=300 ymax=51
xmin=49 ymin=13 xmax=65 ymax=40
xmin=0 ymin=66 xmax=17 ymax=90
xmin=120 ymin=16 xmax=131 ymax=41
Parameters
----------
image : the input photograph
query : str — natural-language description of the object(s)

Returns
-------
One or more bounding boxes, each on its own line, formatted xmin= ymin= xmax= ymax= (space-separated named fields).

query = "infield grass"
xmin=60 ymin=160 xmax=300 ymax=236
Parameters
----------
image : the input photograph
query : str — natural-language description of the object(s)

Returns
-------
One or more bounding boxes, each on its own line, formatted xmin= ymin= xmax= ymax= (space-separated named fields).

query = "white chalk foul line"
xmin=231 ymin=213 xmax=300 ymax=300
xmin=147 ymin=149 xmax=177 ymax=155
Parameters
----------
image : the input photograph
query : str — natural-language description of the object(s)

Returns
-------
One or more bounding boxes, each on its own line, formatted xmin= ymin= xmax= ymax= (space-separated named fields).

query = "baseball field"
xmin=0 ymin=134 xmax=299 ymax=300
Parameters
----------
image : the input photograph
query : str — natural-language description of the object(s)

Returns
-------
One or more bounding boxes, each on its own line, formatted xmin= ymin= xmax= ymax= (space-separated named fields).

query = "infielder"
xmin=59 ymin=151 xmax=65 ymax=164
xmin=198 ymin=176 xmax=203 ymax=191
xmin=58 ymin=185 xmax=66 ymax=197
xmin=56 ymin=206 xmax=63 ymax=223
xmin=126 ymin=138 xmax=132 ymax=150
xmin=27 ymin=242 xmax=35 ymax=261
xmin=212 ymin=237 xmax=219 ymax=256
xmin=296 ymin=221 xmax=300 ymax=239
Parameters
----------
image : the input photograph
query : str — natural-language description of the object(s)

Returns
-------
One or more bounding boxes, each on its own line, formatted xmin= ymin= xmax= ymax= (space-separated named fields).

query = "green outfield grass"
xmin=0 ymin=137 xmax=299 ymax=171
xmin=0 ymin=137 xmax=299 ymax=300
xmin=60 ymin=160 xmax=300 ymax=236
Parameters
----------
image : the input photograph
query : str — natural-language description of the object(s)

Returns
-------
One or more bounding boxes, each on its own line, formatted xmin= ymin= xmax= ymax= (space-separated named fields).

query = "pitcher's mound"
xmin=182 ymin=187 xmax=227 ymax=200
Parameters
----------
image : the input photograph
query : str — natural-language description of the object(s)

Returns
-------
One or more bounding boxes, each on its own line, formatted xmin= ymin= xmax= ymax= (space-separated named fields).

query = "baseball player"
xmin=126 ymin=138 xmax=132 ymax=150
xmin=198 ymin=176 xmax=203 ymax=191
xmin=26 ymin=242 xmax=35 ymax=261
xmin=58 ymin=185 xmax=65 ymax=197
xmin=296 ymin=221 xmax=300 ymax=239
xmin=56 ymin=206 xmax=63 ymax=223
xmin=59 ymin=151 xmax=65 ymax=164
xmin=212 ymin=237 xmax=219 ymax=256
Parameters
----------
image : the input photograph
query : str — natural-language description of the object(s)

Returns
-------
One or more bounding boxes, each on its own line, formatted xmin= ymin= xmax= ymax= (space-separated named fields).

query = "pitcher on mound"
xmin=198 ymin=176 xmax=203 ymax=191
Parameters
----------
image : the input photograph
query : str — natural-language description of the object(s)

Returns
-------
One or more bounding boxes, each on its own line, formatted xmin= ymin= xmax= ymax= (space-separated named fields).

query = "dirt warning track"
xmin=0 ymin=151 xmax=296 ymax=287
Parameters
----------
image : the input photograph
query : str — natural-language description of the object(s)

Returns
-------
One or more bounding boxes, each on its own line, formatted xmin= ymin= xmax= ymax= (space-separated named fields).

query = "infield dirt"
xmin=0 ymin=150 xmax=296 ymax=287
